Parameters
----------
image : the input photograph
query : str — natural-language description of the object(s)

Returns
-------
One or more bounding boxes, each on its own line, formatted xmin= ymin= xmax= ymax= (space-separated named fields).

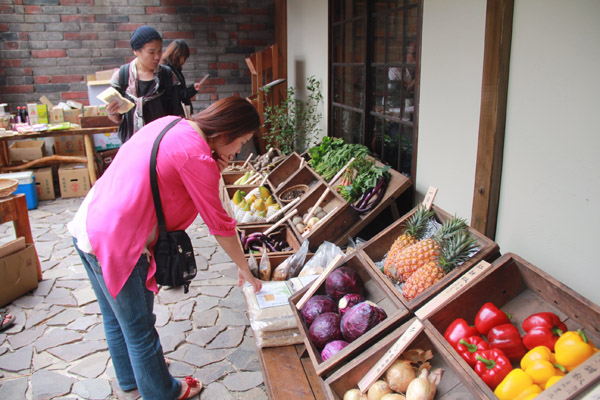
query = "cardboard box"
xmin=0 ymin=237 xmax=39 ymax=307
xmin=27 ymin=103 xmax=39 ymax=125
xmin=33 ymin=167 xmax=55 ymax=201
xmin=83 ymin=105 xmax=98 ymax=117
xmin=93 ymin=132 xmax=122 ymax=151
xmin=8 ymin=140 xmax=45 ymax=162
xmin=63 ymin=108 xmax=81 ymax=124
xmin=54 ymin=135 xmax=85 ymax=156
xmin=50 ymin=106 xmax=64 ymax=123
xmin=59 ymin=163 xmax=90 ymax=198
xmin=37 ymin=104 xmax=48 ymax=124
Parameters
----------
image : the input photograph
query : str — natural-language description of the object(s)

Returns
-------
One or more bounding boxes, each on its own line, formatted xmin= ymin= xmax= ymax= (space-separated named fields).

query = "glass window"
xmin=330 ymin=0 xmax=421 ymax=180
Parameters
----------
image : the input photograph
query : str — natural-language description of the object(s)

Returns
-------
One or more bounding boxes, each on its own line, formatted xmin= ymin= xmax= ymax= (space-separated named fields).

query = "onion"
xmin=405 ymin=368 xmax=443 ymax=400
xmin=385 ymin=359 xmax=416 ymax=393
xmin=343 ymin=388 xmax=368 ymax=400
xmin=367 ymin=380 xmax=392 ymax=400
xmin=381 ymin=395 xmax=406 ymax=400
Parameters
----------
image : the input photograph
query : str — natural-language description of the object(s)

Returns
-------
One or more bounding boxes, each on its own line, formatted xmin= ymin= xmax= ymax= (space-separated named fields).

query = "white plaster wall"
xmin=287 ymin=0 xmax=329 ymax=142
xmin=497 ymin=0 xmax=600 ymax=304
xmin=416 ymin=0 xmax=486 ymax=219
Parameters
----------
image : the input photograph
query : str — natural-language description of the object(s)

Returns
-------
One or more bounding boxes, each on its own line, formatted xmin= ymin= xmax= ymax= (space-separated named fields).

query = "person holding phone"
xmin=160 ymin=40 xmax=208 ymax=115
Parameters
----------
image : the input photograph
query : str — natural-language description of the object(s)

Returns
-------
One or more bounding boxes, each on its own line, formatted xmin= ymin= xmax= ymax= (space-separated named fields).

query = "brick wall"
xmin=0 ymin=0 xmax=274 ymax=114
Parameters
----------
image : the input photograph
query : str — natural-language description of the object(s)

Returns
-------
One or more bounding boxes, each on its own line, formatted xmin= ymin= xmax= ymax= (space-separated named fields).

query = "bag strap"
xmin=150 ymin=117 xmax=183 ymax=233
xmin=118 ymin=64 xmax=129 ymax=95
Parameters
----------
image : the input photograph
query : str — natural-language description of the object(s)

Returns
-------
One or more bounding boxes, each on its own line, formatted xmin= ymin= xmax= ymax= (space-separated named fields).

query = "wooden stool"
xmin=0 ymin=193 xmax=42 ymax=280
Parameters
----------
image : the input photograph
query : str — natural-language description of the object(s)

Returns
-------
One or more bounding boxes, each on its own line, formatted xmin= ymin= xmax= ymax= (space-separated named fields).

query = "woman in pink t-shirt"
xmin=69 ymin=97 xmax=262 ymax=400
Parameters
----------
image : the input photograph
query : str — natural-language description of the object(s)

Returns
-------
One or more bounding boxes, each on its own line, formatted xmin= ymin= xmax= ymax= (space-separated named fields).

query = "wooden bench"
xmin=257 ymin=344 xmax=328 ymax=399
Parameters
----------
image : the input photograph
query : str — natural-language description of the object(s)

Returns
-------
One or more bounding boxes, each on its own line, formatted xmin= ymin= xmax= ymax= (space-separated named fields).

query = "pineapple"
xmin=389 ymin=216 xmax=468 ymax=283
xmin=402 ymin=230 xmax=478 ymax=301
xmin=384 ymin=205 xmax=434 ymax=279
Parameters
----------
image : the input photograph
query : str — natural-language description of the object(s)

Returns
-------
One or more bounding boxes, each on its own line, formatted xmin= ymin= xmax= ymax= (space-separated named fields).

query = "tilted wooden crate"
xmin=360 ymin=204 xmax=500 ymax=310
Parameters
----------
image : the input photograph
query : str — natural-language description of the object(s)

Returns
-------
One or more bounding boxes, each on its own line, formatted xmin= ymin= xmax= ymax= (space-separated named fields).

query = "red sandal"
xmin=0 ymin=313 xmax=15 ymax=332
xmin=178 ymin=376 xmax=202 ymax=400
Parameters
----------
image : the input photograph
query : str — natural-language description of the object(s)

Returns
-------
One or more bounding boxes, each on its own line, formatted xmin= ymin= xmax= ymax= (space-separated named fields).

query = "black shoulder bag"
xmin=150 ymin=117 xmax=197 ymax=293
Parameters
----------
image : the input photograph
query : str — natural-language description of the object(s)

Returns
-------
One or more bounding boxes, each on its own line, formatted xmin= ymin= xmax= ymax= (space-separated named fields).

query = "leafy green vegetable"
xmin=308 ymin=138 xmax=370 ymax=181
xmin=336 ymin=157 xmax=390 ymax=203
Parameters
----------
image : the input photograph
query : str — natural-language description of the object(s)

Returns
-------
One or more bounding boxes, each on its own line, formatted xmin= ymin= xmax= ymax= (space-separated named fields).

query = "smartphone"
xmin=198 ymin=74 xmax=209 ymax=85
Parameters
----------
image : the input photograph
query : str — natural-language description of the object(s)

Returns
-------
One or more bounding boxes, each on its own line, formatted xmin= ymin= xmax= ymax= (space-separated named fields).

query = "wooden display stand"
xmin=0 ymin=193 xmax=42 ymax=280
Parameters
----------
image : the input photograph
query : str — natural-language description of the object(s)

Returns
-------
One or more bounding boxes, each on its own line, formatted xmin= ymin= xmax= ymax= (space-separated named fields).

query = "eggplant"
xmin=351 ymin=177 xmax=387 ymax=213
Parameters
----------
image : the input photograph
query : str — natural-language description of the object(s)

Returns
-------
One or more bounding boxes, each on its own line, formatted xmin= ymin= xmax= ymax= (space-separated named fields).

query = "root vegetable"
xmin=316 ymin=210 xmax=327 ymax=219
xmin=296 ymin=223 xmax=306 ymax=232
xmin=405 ymin=368 xmax=443 ymax=400
xmin=343 ymin=389 xmax=368 ymax=400
xmin=367 ymin=380 xmax=393 ymax=400
xmin=306 ymin=216 xmax=320 ymax=229
xmin=381 ymin=395 xmax=406 ymax=400
xmin=385 ymin=359 xmax=417 ymax=393
xmin=292 ymin=216 xmax=303 ymax=225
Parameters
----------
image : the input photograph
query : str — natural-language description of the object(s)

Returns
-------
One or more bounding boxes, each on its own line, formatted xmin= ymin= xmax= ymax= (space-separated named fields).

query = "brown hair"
xmin=160 ymin=39 xmax=191 ymax=68
xmin=191 ymin=96 xmax=260 ymax=145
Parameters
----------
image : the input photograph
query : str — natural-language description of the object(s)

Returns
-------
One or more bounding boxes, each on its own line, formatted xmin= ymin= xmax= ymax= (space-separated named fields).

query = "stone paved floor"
xmin=0 ymin=197 xmax=268 ymax=400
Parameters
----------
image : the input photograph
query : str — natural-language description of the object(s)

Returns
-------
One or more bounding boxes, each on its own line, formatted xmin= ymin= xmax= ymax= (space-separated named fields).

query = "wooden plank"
xmin=258 ymin=345 xmax=317 ymax=400
xmin=471 ymin=0 xmax=514 ymax=239
xmin=298 ymin=346 xmax=328 ymax=400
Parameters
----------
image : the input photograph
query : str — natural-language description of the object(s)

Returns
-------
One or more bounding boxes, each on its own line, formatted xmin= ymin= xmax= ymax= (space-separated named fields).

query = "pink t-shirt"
xmin=86 ymin=116 xmax=236 ymax=298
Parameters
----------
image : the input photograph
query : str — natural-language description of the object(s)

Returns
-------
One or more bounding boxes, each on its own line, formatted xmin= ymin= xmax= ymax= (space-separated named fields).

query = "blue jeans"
xmin=74 ymin=238 xmax=180 ymax=400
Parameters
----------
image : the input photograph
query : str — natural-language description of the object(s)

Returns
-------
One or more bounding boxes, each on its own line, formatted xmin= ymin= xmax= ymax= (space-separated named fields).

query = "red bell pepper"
xmin=475 ymin=302 xmax=511 ymax=336
xmin=474 ymin=348 xmax=513 ymax=390
xmin=522 ymin=312 xmax=567 ymax=351
xmin=488 ymin=323 xmax=527 ymax=362
xmin=444 ymin=318 xmax=480 ymax=349
xmin=457 ymin=336 xmax=490 ymax=367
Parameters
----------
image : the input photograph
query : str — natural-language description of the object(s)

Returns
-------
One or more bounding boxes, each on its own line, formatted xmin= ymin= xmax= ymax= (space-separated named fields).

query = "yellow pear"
xmin=259 ymin=186 xmax=271 ymax=199
xmin=253 ymin=198 xmax=266 ymax=212
xmin=265 ymin=195 xmax=275 ymax=207
xmin=232 ymin=190 xmax=245 ymax=205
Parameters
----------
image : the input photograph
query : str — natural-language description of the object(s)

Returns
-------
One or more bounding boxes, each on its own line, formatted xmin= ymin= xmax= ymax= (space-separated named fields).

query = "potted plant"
xmin=260 ymin=76 xmax=324 ymax=155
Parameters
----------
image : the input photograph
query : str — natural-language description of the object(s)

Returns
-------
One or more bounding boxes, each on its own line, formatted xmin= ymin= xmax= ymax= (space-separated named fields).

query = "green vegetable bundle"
xmin=308 ymin=137 xmax=370 ymax=181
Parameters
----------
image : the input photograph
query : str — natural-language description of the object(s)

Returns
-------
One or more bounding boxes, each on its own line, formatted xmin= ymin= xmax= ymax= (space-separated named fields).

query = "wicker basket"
xmin=278 ymin=184 xmax=309 ymax=204
xmin=0 ymin=178 xmax=19 ymax=198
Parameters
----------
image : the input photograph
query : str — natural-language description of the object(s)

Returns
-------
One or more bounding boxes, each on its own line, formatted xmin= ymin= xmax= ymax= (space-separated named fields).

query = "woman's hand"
xmin=238 ymin=269 xmax=262 ymax=293
xmin=214 ymin=153 xmax=232 ymax=172
xmin=107 ymin=99 xmax=122 ymax=123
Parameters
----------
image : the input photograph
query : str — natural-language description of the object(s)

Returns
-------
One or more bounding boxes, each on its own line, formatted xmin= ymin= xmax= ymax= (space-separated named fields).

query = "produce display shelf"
xmin=266 ymin=151 xmax=306 ymax=190
xmin=235 ymin=223 xmax=302 ymax=260
xmin=422 ymin=252 xmax=600 ymax=399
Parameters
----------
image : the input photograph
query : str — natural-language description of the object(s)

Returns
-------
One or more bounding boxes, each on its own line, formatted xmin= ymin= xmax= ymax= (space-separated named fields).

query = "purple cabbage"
xmin=325 ymin=266 xmax=364 ymax=301
xmin=340 ymin=301 xmax=387 ymax=343
xmin=321 ymin=340 xmax=350 ymax=361
xmin=308 ymin=312 xmax=343 ymax=350
xmin=338 ymin=293 xmax=365 ymax=316
xmin=301 ymin=295 xmax=338 ymax=326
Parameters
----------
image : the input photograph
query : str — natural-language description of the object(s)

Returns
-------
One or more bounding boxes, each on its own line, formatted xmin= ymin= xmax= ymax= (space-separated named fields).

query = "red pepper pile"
xmin=443 ymin=302 xmax=566 ymax=391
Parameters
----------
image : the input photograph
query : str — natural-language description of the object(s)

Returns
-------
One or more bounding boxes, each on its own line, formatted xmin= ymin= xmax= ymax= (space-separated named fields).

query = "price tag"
xmin=415 ymin=260 xmax=492 ymax=321
xmin=422 ymin=186 xmax=438 ymax=210
xmin=535 ymin=352 xmax=600 ymax=400
xmin=358 ymin=319 xmax=424 ymax=393
xmin=295 ymin=254 xmax=344 ymax=310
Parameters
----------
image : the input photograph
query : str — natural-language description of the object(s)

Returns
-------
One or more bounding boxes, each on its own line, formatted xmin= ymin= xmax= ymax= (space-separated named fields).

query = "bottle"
xmin=16 ymin=107 xmax=22 ymax=123
xmin=22 ymin=105 xmax=28 ymax=124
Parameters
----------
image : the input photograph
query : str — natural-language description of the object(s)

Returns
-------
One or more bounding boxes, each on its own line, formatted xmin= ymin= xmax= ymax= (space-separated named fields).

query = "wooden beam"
xmin=471 ymin=0 xmax=514 ymax=239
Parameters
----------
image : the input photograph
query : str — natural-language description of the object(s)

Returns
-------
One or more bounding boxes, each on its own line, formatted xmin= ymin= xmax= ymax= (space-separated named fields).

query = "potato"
xmin=296 ymin=223 xmax=305 ymax=232
xmin=292 ymin=216 xmax=303 ymax=225
xmin=316 ymin=210 xmax=327 ymax=219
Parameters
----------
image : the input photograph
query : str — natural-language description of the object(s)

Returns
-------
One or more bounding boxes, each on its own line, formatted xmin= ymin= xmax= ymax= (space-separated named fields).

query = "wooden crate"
xmin=324 ymin=318 xmax=488 ymax=399
xmin=289 ymin=252 xmax=410 ymax=377
xmin=421 ymin=253 xmax=600 ymax=399
xmin=266 ymin=152 xmax=305 ymax=190
xmin=360 ymin=204 xmax=500 ymax=310
xmin=289 ymin=182 xmax=360 ymax=252
xmin=236 ymin=223 xmax=302 ymax=260
xmin=223 ymin=183 xmax=279 ymax=227
xmin=221 ymin=160 xmax=255 ymax=175
xmin=273 ymin=165 xmax=322 ymax=201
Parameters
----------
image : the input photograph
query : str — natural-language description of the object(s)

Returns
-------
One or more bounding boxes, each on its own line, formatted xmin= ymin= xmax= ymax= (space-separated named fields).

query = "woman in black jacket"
xmin=161 ymin=40 xmax=207 ymax=116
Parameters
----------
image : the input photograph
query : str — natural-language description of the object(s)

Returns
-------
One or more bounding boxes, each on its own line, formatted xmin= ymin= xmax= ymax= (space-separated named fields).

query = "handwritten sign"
xmin=357 ymin=319 xmax=424 ymax=393
xmin=422 ymin=186 xmax=438 ymax=211
xmin=534 ymin=352 xmax=600 ymax=400
xmin=415 ymin=260 xmax=492 ymax=320
xmin=295 ymin=254 xmax=344 ymax=310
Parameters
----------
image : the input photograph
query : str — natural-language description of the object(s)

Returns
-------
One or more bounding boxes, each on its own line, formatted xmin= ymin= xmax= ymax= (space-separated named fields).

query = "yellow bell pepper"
xmin=494 ymin=368 xmax=541 ymax=400
xmin=545 ymin=375 xmax=563 ymax=389
xmin=515 ymin=384 xmax=542 ymax=400
xmin=555 ymin=330 xmax=598 ymax=371
xmin=521 ymin=346 xmax=565 ymax=386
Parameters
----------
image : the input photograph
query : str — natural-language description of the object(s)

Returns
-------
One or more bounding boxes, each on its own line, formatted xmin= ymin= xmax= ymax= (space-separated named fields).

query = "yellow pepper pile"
xmin=494 ymin=330 xmax=598 ymax=399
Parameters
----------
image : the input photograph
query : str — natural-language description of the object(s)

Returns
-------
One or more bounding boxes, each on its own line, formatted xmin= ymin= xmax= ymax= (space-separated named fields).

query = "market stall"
xmin=226 ymin=143 xmax=600 ymax=400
